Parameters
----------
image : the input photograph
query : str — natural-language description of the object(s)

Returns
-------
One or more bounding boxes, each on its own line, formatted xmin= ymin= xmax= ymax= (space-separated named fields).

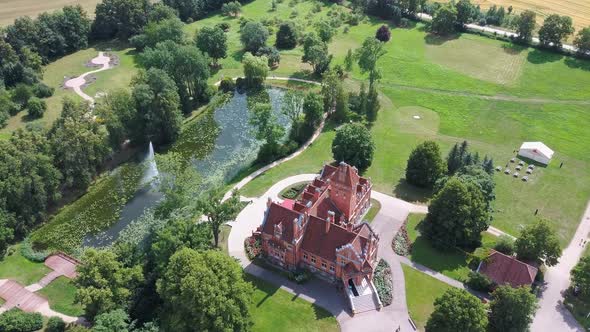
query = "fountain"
xmin=142 ymin=141 xmax=159 ymax=186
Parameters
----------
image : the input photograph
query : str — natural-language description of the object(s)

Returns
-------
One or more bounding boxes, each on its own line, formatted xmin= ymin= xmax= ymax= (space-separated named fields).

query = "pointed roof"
xmin=262 ymin=202 xmax=302 ymax=243
xmin=478 ymin=250 xmax=538 ymax=288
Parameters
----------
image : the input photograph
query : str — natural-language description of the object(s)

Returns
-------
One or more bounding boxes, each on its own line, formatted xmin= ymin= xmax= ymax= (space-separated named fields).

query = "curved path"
xmin=228 ymin=174 xmax=427 ymax=331
xmin=64 ymin=52 xmax=112 ymax=104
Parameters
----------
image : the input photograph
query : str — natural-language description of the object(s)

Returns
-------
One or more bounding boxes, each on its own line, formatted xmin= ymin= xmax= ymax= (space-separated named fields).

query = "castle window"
xmin=303 ymin=253 xmax=308 ymax=260
xmin=329 ymin=265 xmax=335 ymax=272
xmin=321 ymin=262 xmax=327 ymax=269
xmin=311 ymin=256 xmax=317 ymax=264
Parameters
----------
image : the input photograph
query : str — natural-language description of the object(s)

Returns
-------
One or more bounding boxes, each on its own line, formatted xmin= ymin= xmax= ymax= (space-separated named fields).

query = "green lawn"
xmin=246 ymin=275 xmax=339 ymax=332
xmin=0 ymin=245 xmax=50 ymax=286
xmin=405 ymin=213 xmax=497 ymax=282
xmin=402 ymin=264 xmax=453 ymax=331
xmin=37 ymin=277 xmax=84 ymax=317
xmin=365 ymin=198 xmax=381 ymax=223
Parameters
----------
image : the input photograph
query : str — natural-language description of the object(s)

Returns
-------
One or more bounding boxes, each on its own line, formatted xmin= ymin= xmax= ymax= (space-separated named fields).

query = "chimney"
xmin=267 ymin=197 xmax=272 ymax=208
xmin=326 ymin=211 xmax=335 ymax=233
xmin=292 ymin=217 xmax=299 ymax=239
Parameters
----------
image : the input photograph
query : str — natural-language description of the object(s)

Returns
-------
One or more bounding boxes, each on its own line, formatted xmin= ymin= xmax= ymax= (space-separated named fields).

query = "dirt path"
xmin=64 ymin=52 xmax=112 ymax=104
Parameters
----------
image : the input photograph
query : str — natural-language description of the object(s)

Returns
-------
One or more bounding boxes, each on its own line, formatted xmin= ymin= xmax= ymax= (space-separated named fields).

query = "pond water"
xmin=82 ymin=88 xmax=289 ymax=247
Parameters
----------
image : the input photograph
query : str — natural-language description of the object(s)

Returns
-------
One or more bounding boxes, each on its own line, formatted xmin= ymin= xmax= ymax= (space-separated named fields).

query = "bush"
xmin=27 ymin=97 xmax=46 ymax=118
xmin=218 ymin=78 xmax=236 ymax=93
xmin=256 ymin=46 xmax=281 ymax=68
xmin=392 ymin=222 xmax=412 ymax=256
xmin=216 ymin=22 xmax=231 ymax=32
xmin=275 ymin=22 xmax=298 ymax=49
xmin=466 ymin=271 xmax=494 ymax=292
xmin=46 ymin=317 xmax=66 ymax=332
xmin=0 ymin=309 xmax=43 ymax=332
xmin=33 ymin=82 xmax=54 ymax=98
xmin=20 ymin=237 xmax=51 ymax=262
xmin=288 ymin=268 xmax=311 ymax=284
xmin=494 ymin=235 xmax=515 ymax=255
xmin=375 ymin=25 xmax=391 ymax=42
xmin=374 ymin=259 xmax=393 ymax=306
xmin=244 ymin=236 xmax=261 ymax=260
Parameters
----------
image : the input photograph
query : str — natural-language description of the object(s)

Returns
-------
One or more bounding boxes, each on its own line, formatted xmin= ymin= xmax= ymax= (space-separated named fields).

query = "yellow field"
xmin=472 ymin=0 xmax=590 ymax=33
xmin=0 ymin=0 xmax=99 ymax=26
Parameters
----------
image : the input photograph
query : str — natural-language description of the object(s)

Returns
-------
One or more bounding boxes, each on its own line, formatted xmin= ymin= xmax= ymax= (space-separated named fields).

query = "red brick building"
xmin=257 ymin=162 xmax=379 ymax=291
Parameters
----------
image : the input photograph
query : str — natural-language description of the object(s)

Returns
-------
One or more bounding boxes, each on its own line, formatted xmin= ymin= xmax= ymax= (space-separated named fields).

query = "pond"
xmin=33 ymin=88 xmax=290 ymax=252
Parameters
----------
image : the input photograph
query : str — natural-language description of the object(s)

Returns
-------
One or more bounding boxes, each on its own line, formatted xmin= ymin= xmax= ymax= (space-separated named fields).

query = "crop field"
xmin=0 ymin=0 xmax=99 ymax=26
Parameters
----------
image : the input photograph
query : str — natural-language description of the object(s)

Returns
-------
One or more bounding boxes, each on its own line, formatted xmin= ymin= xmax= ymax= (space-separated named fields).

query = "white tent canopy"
xmin=518 ymin=142 xmax=554 ymax=165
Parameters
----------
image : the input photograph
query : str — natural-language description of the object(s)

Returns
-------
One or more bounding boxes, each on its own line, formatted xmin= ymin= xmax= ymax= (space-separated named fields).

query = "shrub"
xmin=288 ymin=269 xmax=311 ymax=284
xmin=257 ymin=46 xmax=281 ymax=68
xmin=33 ymin=82 xmax=55 ymax=98
xmin=244 ymin=236 xmax=261 ymax=260
xmin=494 ymin=235 xmax=515 ymax=255
xmin=374 ymin=259 xmax=393 ymax=306
xmin=46 ymin=317 xmax=66 ymax=332
xmin=392 ymin=221 xmax=412 ymax=256
xmin=375 ymin=25 xmax=391 ymax=42
xmin=466 ymin=271 xmax=494 ymax=292
xmin=27 ymin=97 xmax=46 ymax=118
xmin=218 ymin=78 xmax=236 ymax=93
xmin=0 ymin=309 xmax=43 ymax=332
xmin=275 ymin=22 xmax=298 ymax=49
xmin=20 ymin=237 xmax=51 ymax=262
xmin=216 ymin=22 xmax=231 ymax=32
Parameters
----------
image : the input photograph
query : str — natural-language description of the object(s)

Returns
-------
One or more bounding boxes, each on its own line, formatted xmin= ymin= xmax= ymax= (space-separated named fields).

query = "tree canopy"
xmin=406 ymin=141 xmax=446 ymax=188
xmin=195 ymin=26 xmax=228 ymax=65
xmin=302 ymin=33 xmax=332 ymax=76
xmin=242 ymin=53 xmax=269 ymax=88
xmin=515 ymin=10 xmax=536 ymax=43
xmin=538 ymin=14 xmax=574 ymax=48
xmin=425 ymin=288 xmax=488 ymax=332
xmin=240 ymin=21 xmax=269 ymax=53
xmin=515 ymin=219 xmax=561 ymax=266
xmin=574 ymin=27 xmax=590 ymax=55
xmin=276 ymin=21 xmax=298 ymax=49
xmin=488 ymin=285 xmax=538 ymax=332
xmin=332 ymin=123 xmax=375 ymax=171
xmin=572 ymin=256 xmax=590 ymax=298
xmin=431 ymin=4 xmax=457 ymax=35
xmin=356 ymin=37 xmax=386 ymax=89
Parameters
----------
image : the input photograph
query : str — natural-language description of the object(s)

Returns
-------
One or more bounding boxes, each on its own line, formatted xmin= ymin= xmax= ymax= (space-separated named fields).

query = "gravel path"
xmin=64 ymin=52 xmax=112 ymax=104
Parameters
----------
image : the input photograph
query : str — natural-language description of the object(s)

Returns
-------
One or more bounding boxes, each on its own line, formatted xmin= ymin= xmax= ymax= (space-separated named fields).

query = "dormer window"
xmin=274 ymin=223 xmax=283 ymax=239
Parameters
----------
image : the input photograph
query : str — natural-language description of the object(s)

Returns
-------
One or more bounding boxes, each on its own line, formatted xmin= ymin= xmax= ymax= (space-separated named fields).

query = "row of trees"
xmin=426 ymin=285 xmax=538 ymax=332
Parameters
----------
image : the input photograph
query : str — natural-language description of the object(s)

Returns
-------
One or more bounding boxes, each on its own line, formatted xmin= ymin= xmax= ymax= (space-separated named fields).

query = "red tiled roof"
xmin=478 ymin=250 xmax=538 ymax=288
xmin=280 ymin=199 xmax=295 ymax=210
xmin=262 ymin=202 xmax=302 ymax=243
xmin=301 ymin=216 xmax=356 ymax=261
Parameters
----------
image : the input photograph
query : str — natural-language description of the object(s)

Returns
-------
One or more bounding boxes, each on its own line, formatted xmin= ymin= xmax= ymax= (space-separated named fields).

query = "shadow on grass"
xmin=245 ymin=274 xmax=281 ymax=308
xmin=411 ymin=235 xmax=470 ymax=281
xmin=564 ymin=57 xmax=590 ymax=71
xmin=232 ymin=49 xmax=246 ymax=62
xmin=424 ymin=33 xmax=460 ymax=45
xmin=501 ymin=43 xmax=527 ymax=55
xmin=527 ymin=49 xmax=563 ymax=64
xmin=393 ymin=179 xmax=432 ymax=203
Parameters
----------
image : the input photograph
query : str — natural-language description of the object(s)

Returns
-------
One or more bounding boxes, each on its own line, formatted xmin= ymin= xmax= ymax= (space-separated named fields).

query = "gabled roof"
xmin=301 ymin=216 xmax=356 ymax=261
xmin=262 ymin=202 xmax=302 ymax=243
xmin=519 ymin=142 xmax=554 ymax=159
xmin=478 ymin=250 xmax=538 ymax=288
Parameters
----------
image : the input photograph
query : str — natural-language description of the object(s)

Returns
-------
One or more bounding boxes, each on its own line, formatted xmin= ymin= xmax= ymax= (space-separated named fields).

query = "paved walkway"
xmin=530 ymin=201 xmax=590 ymax=332
xmin=64 ymin=52 xmax=112 ymax=104
xmin=0 ymin=254 xmax=82 ymax=323
xmin=228 ymin=174 xmax=430 ymax=331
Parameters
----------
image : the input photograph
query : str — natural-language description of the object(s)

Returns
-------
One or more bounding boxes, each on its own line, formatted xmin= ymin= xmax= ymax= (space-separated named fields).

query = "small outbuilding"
xmin=518 ymin=142 xmax=554 ymax=165
xmin=477 ymin=250 xmax=538 ymax=288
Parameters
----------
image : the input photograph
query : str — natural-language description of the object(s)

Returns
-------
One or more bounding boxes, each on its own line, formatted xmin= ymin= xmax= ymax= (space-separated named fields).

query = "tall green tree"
xmin=240 ymin=21 xmax=269 ymax=52
xmin=332 ymin=123 xmax=375 ymax=171
xmin=489 ymin=285 xmax=538 ymax=332
xmin=515 ymin=219 xmax=561 ymax=266
xmin=131 ymin=17 xmax=186 ymax=50
xmin=302 ymin=33 xmax=332 ymax=76
xmin=406 ymin=141 xmax=446 ymax=188
xmin=431 ymin=4 xmax=457 ymax=35
xmin=200 ymin=189 xmax=241 ymax=248
xmin=92 ymin=0 xmax=152 ymax=39
xmin=75 ymin=249 xmax=143 ymax=321
xmin=574 ymin=27 xmax=590 ymax=55
xmin=316 ymin=21 xmax=335 ymax=43
xmin=303 ymin=92 xmax=324 ymax=128
xmin=425 ymin=288 xmax=488 ymax=332
xmin=572 ymin=256 xmax=590 ymax=298
xmin=356 ymin=37 xmax=386 ymax=90
xmin=423 ymin=177 xmax=490 ymax=249
xmin=455 ymin=0 xmax=476 ymax=26
xmin=157 ymin=248 xmax=253 ymax=332
xmin=0 ymin=209 xmax=14 ymax=257
xmin=242 ymin=53 xmax=269 ymax=88
xmin=195 ymin=26 xmax=228 ymax=66
xmin=516 ymin=10 xmax=537 ymax=43
xmin=49 ymin=98 xmax=110 ymax=190
xmin=275 ymin=21 xmax=298 ymax=49
xmin=538 ymin=14 xmax=575 ymax=48
xmin=132 ymin=68 xmax=183 ymax=145
xmin=249 ymin=102 xmax=285 ymax=162
xmin=93 ymin=309 xmax=130 ymax=332
xmin=321 ymin=69 xmax=341 ymax=112
xmin=95 ymin=90 xmax=138 ymax=149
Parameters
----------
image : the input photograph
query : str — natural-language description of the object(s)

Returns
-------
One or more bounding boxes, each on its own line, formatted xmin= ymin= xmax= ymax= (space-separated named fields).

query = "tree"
xmin=11 ymin=83 xmax=32 ymax=109
xmin=200 ymin=189 xmax=242 ymax=248
xmin=321 ymin=69 xmax=341 ymax=112
xmin=303 ymin=92 xmax=324 ymax=127
xmin=242 ymin=53 xmax=269 ymax=88
xmin=249 ymin=102 xmax=285 ymax=162
xmin=515 ymin=219 xmax=561 ymax=266
xmin=425 ymin=288 xmax=488 ymax=332
xmin=406 ymin=141 xmax=446 ymax=188
xmin=333 ymin=84 xmax=349 ymax=123
xmin=0 ymin=309 xmax=43 ymax=332
xmin=222 ymin=1 xmax=242 ymax=17
xmin=494 ymin=234 xmax=515 ymax=255
xmin=132 ymin=68 xmax=183 ymax=145
xmin=256 ymin=46 xmax=281 ymax=68
xmin=0 ymin=210 xmax=14 ymax=258
xmin=282 ymin=90 xmax=304 ymax=124
xmin=344 ymin=49 xmax=354 ymax=71
xmin=436 ymin=165 xmax=496 ymax=209
xmin=423 ymin=177 xmax=490 ymax=249
xmin=157 ymin=248 xmax=253 ymax=332
xmin=195 ymin=26 xmax=228 ymax=66
xmin=131 ymin=18 xmax=185 ymax=50
xmin=572 ymin=256 xmax=590 ymax=298
xmin=92 ymin=0 xmax=151 ymax=39
xmin=489 ymin=285 xmax=538 ymax=332
xmin=365 ymin=85 xmax=380 ymax=122
xmin=49 ymin=98 xmax=110 ymax=189
xmin=93 ymin=309 xmax=130 ymax=332
xmin=456 ymin=0 xmax=476 ymax=26
xmin=276 ymin=21 xmax=298 ymax=49
xmin=516 ymin=10 xmax=536 ymax=43
xmin=431 ymin=4 xmax=457 ymax=35
xmin=75 ymin=249 xmax=143 ymax=321
xmin=574 ymin=27 xmax=590 ymax=55
xmin=316 ymin=21 xmax=335 ymax=43
xmin=375 ymin=25 xmax=391 ymax=42
xmin=46 ymin=316 xmax=66 ymax=332
xmin=139 ymin=40 xmax=211 ymax=113
xmin=332 ymin=123 xmax=375 ymax=171
xmin=95 ymin=90 xmax=138 ymax=149
xmin=539 ymin=14 xmax=575 ymax=48
xmin=356 ymin=37 xmax=386 ymax=90
xmin=302 ymin=33 xmax=332 ymax=75
xmin=240 ymin=21 xmax=269 ymax=52
xmin=26 ymin=96 xmax=46 ymax=118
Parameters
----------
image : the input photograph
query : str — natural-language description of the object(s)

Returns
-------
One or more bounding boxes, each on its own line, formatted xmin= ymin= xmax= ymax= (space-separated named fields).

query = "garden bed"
xmin=374 ymin=259 xmax=393 ymax=306
xmin=279 ymin=181 xmax=309 ymax=200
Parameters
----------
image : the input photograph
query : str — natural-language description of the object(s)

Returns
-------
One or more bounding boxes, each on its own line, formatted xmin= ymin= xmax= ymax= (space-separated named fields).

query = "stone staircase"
xmin=352 ymin=292 xmax=381 ymax=313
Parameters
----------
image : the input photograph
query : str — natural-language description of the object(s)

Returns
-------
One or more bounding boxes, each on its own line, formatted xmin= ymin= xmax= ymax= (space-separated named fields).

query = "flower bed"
xmin=245 ymin=236 xmax=261 ymax=260
xmin=374 ymin=259 xmax=393 ymax=306
xmin=392 ymin=220 xmax=412 ymax=256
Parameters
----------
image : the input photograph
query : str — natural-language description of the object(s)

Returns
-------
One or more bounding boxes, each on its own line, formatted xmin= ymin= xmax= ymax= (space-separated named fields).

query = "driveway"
xmin=228 ymin=173 xmax=426 ymax=331
xmin=530 ymin=201 xmax=590 ymax=332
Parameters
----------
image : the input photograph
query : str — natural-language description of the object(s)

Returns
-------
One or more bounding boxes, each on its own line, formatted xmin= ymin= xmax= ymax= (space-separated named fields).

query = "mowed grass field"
xmin=0 ymin=0 xmax=99 ymax=26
